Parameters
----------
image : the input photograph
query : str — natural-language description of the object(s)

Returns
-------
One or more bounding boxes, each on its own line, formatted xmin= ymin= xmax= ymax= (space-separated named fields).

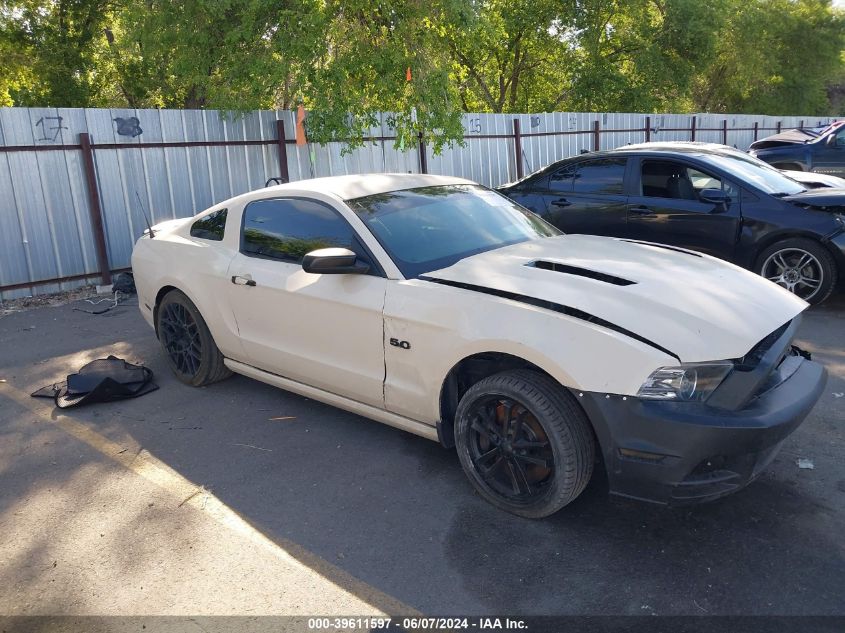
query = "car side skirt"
xmin=224 ymin=358 xmax=440 ymax=442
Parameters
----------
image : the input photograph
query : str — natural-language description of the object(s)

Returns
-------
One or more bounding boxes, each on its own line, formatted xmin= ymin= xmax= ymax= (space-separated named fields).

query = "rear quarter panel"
xmin=131 ymin=226 xmax=244 ymax=361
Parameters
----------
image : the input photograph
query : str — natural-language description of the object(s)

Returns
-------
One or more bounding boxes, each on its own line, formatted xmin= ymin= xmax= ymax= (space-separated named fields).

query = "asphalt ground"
xmin=0 ymin=292 xmax=843 ymax=622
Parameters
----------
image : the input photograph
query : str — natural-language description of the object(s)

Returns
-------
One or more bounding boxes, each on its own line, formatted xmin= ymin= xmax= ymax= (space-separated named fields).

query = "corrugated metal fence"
xmin=0 ymin=107 xmax=832 ymax=300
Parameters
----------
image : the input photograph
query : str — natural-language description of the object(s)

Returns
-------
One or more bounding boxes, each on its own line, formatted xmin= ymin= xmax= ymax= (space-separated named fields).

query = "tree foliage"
xmin=693 ymin=0 xmax=845 ymax=115
xmin=1 ymin=0 xmax=844 ymax=148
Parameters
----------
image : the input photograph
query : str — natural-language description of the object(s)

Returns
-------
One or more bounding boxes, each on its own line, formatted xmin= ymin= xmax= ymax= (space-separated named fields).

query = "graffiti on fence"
xmin=113 ymin=117 xmax=143 ymax=138
xmin=34 ymin=116 xmax=67 ymax=142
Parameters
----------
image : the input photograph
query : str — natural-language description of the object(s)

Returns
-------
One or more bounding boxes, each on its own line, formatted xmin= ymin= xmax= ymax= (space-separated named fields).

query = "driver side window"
xmin=641 ymin=161 xmax=737 ymax=201
xmin=241 ymin=198 xmax=356 ymax=263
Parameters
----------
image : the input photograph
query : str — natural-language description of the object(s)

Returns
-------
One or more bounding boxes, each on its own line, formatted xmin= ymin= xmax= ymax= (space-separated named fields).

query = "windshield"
xmin=699 ymin=153 xmax=805 ymax=195
xmin=346 ymin=184 xmax=559 ymax=277
xmin=810 ymin=120 xmax=845 ymax=138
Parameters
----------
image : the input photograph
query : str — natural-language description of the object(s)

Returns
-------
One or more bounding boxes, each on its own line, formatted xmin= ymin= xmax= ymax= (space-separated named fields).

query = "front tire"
xmin=156 ymin=289 xmax=231 ymax=386
xmin=756 ymin=238 xmax=837 ymax=305
xmin=454 ymin=370 xmax=595 ymax=518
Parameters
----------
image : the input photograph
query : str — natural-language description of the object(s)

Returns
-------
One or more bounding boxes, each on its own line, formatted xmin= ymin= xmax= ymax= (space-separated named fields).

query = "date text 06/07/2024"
xmin=306 ymin=617 xmax=528 ymax=630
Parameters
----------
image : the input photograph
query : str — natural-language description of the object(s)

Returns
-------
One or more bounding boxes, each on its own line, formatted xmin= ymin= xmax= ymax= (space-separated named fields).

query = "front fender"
xmin=383 ymin=279 xmax=675 ymax=425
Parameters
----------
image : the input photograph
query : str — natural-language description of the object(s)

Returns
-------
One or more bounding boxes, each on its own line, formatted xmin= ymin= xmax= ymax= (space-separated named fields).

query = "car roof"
xmin=259 ymin=173 xmax=474 ymax=201
xmin=496 ymin=142 xmax=749 ymax=188
xmin=503 ymin=143 xmax=727 ymax=182
xmin=590 ymin=141 xmax=747 ymax=159
xmin=618 ymin=141 xmax=741 ymax=154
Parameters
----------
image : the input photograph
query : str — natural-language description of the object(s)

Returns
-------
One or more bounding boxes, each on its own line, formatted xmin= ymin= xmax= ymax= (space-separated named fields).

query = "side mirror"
xmin=699 ymin=188 xmax=730 ymax=211
xmin=302 ymin=247 xmax=369 ymax=275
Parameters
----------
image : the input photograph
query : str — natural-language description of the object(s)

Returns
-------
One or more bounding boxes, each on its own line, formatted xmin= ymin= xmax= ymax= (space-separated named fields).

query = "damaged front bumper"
xmin=577 ymin=320 xmax=827 ymax=505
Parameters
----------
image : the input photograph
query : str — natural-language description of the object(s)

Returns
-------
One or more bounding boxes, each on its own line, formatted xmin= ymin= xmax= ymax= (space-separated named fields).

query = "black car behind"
xmin=497 ymin=143 xmax=845 ymax=304
xmin=749 ymin=120 xmax=845 ymax=176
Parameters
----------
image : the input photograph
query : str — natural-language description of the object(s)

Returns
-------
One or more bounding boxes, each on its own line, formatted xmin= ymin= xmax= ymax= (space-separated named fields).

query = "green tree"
xmin=693 ymin=0 xmax=845 ymax=115
xmin=0 ymin=0 xmax=122 ymax=106
xmin=562 ymin=0 xmax=722 ymax=112
xmin=299 ymin=0 xmax=465 ymax=151
xmin=104 ymin=0 xmax=465 ymax=150
xmin=2 ymin=0 xmax=845 ymax=141
xmin=437 ymin=0 xmax=576 ymax=113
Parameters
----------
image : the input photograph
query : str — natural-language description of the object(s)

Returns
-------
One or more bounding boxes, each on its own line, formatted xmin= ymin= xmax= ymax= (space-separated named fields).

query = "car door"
xmin=225 ymin=196 xmax=387 ymax=408
xmin=498 ymin=179 xmax=549 ymax=216
xmin=811 ymin=127 xmax=845 ymax=177
xmin=626 ymin=157 xmax=741 ymax=259
xmin=531 ymin=157 xmax=630 ymax=236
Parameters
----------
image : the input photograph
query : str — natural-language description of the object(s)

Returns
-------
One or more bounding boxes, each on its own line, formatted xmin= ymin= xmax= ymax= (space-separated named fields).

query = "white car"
xmin=132 ymin=174 xmax=826 ymax=517
xmin=780 ymin=169 xmax=845 ymax=189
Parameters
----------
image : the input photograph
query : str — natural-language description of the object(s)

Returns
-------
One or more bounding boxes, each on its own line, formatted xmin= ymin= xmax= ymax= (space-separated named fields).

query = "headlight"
xmin=637 ymin=362 xmax=733 ymax=402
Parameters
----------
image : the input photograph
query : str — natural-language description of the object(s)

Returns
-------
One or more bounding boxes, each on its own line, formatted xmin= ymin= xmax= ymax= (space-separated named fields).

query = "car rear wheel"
xmin=454 ymin=370 xmax=595 ymax=518
xmin=156 ymin=289 xmax=231 ymax=386
xmin=756 ymin=238 xmax=837 ymax=305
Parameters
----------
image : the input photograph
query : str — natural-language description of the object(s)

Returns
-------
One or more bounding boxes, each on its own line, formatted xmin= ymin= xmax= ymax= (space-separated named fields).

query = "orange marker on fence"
xmin=296 ymin=105 xmax=307 ymax=146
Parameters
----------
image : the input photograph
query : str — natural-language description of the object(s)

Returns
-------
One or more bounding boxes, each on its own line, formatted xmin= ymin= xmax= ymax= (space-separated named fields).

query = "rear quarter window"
xmin=190 ymin=208 xmax=227 ymax=241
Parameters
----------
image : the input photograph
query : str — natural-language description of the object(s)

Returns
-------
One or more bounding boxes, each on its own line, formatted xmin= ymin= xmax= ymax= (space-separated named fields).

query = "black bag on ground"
xmin=112 ymin=272 xmax=136 ymax=294
xmin=31 ymin=355 xmax=158 ymax=409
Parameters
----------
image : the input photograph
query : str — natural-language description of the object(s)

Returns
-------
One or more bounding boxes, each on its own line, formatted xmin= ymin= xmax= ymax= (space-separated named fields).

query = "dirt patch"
xmin=0 ymin=286 xmax=98 ymax=317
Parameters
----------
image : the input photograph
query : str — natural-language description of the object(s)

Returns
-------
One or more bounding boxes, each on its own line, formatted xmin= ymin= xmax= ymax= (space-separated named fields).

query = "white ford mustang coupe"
xmin=132 ymin=174 xmax=826 ymax=517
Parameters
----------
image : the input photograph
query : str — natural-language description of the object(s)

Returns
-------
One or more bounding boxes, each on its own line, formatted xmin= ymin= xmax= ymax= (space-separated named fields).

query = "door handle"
xmin=629 ymin=205 xmax=654 ymax=216
xmin=550 ymin=198 xmax=572 ymax=207
xmin=231 ymin=274 xmax=256 ymax=287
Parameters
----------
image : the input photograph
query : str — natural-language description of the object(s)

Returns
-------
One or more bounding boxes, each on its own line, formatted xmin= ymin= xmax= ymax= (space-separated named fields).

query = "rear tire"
xmin=755 ymin=238 xmax=837 ymax=305
xmin=156 ymin=289 xmax=231 ymax=386
xmin=454 ymin=370 xmax=594 ymax=518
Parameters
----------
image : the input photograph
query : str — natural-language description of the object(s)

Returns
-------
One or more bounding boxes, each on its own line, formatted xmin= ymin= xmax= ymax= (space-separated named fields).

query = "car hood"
xmin=781 ymin=188 xmax=845 ymax=209
xmin=424 ymin=235 xmax=807 ymax=363
xmin=780 ymin=170 xmax=845 ymax=189
xmin=749 ymin=129 xmax=817 ymax=150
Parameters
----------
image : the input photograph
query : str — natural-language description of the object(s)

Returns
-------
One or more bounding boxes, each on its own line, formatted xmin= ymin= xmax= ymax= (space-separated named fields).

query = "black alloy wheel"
xmin=159 ymin=301 xmax=202 ymax=377
xmin=455 ymin=370 xmax=594 ymax=518
xmin=465 ymin=397 xmax=555 ymax=501
xmin=156 ymin=289 xmax=231 ymax=386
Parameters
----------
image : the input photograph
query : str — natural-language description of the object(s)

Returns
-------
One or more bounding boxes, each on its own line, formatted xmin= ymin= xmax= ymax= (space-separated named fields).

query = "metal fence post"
xmin=418 ymin=131 xmax=428 ymax=174
xmin=593 ymin=120 xmax=601 ymax=152
xmin=78 ymin=132 xmax=112 ymax=286
xmin=513 ymin=118 xmax=524 ymax=180
xmin=754 ymin=121 xmax=759 ymax=141
xmin=275 ymin=120 xmax=290 ymax=183
xmin=691 ymin=116 xmax=696 ymax=142
xmin=777 ymin=121 xmax=782 ymax=133
xmin=645 ymin=116 xmax=651 ymax=143
xmin=722 ymin=120 xmax=728 ymax=145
